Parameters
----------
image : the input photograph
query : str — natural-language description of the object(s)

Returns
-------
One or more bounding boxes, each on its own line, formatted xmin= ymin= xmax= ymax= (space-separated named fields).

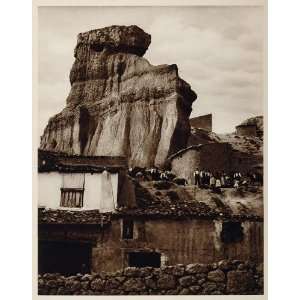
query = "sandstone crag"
xmin=40 ymin=25 xmax=197 ymax=167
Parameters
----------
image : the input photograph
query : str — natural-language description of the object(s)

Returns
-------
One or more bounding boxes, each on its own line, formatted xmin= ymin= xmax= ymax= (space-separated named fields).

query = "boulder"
xmin=189 ymin=285 xmax=201 ymax=294
xmin=40 ymin=25 xmax=197 ymax=168
xmin=186 ymin=263 xmax=209 ymax=274
xmin=123 ymin=278 xmax=145 ymax=292
xmin=179 ymin=275 xmax=197 ymax=287
xmin=65 ymin=280 xmax=81 ymax=292
xmin=226 ymin=270 xmax=255 ymax=294
xmin=202 ymin=282 xmax=217 ymax=294
xmin=157 ymin=274 xmax=176 ymax=290
xmin=162 ymin=265 xmax=185 ymax=276
xmin=145 ymin=276 xmax=157 ymax=289
xmin=90 ymin=278 xmax=105 ymax=291
xmin=218 ymin=259 xmax=234 ymax=271
xmin=207 ymin=269 xmax=225 ymax=283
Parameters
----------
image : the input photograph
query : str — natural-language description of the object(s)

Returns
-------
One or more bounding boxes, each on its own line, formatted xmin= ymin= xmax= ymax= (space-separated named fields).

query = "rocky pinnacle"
xmin=40 ymin=25 xmax=197 ymax=167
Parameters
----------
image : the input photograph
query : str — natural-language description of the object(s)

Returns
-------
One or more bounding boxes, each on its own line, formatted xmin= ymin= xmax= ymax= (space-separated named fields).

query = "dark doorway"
xmin=221 ymin=221 xmax=244 ymax=243
xmin=128 ymin=251 xmax=161 ymax=268
xmin=38 ymin=241 xmax=92 ymax=275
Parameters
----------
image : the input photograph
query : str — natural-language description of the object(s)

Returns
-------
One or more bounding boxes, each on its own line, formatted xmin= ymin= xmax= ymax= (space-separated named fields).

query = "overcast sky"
xmin=38 ymin=6 xmax=264 ymax=135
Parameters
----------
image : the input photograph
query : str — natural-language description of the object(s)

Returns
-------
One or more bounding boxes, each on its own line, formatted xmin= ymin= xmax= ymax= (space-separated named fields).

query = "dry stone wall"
xmin=38 ymin=260 xmax=263 ymax=295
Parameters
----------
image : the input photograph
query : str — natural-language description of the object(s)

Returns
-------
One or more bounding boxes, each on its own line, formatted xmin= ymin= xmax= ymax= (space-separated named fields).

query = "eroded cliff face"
xmin=40 ymin=25 xmax=197 ymax=167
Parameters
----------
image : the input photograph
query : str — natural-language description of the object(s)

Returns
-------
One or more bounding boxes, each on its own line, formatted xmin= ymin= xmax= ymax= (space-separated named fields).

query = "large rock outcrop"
xmin=40 ymin=25 xmax=197 ymax=167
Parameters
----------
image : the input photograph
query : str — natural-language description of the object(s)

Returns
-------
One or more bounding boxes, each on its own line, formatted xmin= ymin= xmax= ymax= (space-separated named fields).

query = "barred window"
xmin=60 ymin=188 xmax=84 ymax=208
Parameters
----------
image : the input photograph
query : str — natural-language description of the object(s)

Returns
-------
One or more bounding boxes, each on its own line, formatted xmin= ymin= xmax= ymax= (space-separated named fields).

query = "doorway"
xmin=38 ymin=240 xmax=92 ymax=275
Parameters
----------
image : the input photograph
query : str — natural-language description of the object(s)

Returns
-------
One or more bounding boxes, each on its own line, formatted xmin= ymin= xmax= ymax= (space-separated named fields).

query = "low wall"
xmin=38 ymin=260 xmax=263 ymax=295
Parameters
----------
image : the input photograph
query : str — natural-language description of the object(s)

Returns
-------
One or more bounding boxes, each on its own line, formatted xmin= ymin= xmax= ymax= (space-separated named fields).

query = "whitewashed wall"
xmin=39 ymin=173 xmax=61 ymax=208
xmin=38 ymin=171 xmax=118 ymax=212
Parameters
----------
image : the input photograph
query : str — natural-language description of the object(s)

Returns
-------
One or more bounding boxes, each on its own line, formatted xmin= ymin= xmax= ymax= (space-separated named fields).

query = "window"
xmin=221 ymin=221 xmax=244 ymax=243
xmin=60 ymin=188 xmax=84 ymax=208
xmin=122 ymin=219 xmax=134 ymax=239
xmin=128 ymin=251 xmax=161 ymax=268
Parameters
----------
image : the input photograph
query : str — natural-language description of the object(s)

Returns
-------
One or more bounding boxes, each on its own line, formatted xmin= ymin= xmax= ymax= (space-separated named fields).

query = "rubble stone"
xmin=157 ymin=274 xmax=176 ymax=290
xmin=179 ymin=275 xmax=197 ymax=287
xmin=227 ymin=270 xmax=255 ymax=294
xmin=207 ymin=269 xmax=226 ymax=282
xmin=38 ymin=260 xmax=263 ymax=295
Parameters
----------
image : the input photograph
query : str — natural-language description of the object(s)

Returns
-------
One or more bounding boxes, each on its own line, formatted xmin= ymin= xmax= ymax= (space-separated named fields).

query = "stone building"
xmin=38 ymin=174 xmax=263 ymax=275
xmin=169 ymin=142 xmax=263 ymax=183
xmin=190 ymin=114 xmax=212 ymax=132
xmin=38 ymin=149 xmax=136 ymax=211
xmin=235 ymin=116 xmax=263 ymax=137
xmin=235 ymin=124 xmax=257 ymax=137
xmin=169 ymin=143 xmax=232 ymax=184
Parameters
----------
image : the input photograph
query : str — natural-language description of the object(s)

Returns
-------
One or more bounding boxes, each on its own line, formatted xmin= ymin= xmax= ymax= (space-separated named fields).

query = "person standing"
xmin=215 ymin=178 xmax=222 ymax=193
xmin=210 ymin=174 xmax=216 ymax=189
xmin=199 ymin=170 xmax=204 ymax=186
xmin=193 ymin=168 xmax=201 ymax=187
xmin=221 ymin=174 xmax=225 ymax=187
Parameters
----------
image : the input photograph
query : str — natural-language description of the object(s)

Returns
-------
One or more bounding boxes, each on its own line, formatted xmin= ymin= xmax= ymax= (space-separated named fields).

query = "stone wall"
xmin=39 ymin=217 xmax=263 ymax=274
xmin=236 ymin=125 xmax=257 ymax=137
xmin=170 ymin=143 xmax=232 ymax=184
xmin=38 ymin=260 xmax=263 ymax=295
xmin=91 ymin=218 xmax=263 ymax=273
xmin=190 ymin=114 xmax=212 ymax=131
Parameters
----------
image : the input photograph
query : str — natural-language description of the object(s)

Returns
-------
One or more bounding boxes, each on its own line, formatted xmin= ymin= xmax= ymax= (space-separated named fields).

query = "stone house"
xmin=235 ymin=124 xmax=257 ymax=137
xmin=169 ymin=143 xmax=232 ymax=184
xmin=38 ymin=165 xmax=263 ymax=275
xmin=168 ymin=142 xmax=263 ymax=184
xmin=190 ymin=113 xmax=212 ymax=132
xmin=38 ymin=149 xmax=136 ymax=211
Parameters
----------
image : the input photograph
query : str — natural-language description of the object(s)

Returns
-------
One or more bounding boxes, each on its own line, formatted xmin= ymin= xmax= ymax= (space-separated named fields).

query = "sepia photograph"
xmin=35 ymin=1 xmax=266 ymax=296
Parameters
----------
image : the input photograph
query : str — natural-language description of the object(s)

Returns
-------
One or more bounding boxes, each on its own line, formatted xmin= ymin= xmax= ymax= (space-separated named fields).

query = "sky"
xmin=38 ymin=5 xmax=264 ymax=135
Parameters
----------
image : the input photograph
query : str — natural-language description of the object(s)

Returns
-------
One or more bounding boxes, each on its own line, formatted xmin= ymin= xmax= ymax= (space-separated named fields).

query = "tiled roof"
xmin=38 ymin=149 xmax=127 ymax=173
xmin=38 ymin=208 xmax=112 ymax=225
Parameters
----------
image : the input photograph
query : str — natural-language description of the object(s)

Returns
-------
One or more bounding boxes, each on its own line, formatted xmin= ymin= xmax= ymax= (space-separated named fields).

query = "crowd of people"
xmin=193 ymin=168 xmax=262 ymax=192
xmin=128 ymin=167 xmax=176 ymax=181
xmin=128 ymin=166 xmax=262 ymax=191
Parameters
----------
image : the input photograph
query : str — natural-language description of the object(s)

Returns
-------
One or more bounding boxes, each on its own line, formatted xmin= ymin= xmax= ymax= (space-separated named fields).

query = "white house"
xmin=38 ymin=150 xmax=136 ymax=212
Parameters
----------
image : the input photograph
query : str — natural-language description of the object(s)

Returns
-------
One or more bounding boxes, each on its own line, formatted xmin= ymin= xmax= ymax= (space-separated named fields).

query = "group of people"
xmin=128 ymin=167 xmax=175 ymax=181
xmin=128 ymin=166 xmax=262 ymax=191
xmin=193 ymin=169 xmax=261 ymax=192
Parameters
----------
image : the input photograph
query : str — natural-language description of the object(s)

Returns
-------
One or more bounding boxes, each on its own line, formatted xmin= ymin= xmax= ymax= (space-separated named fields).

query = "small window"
xmin=221 ymin=221 xmax=243 ymax=243
xmin=128 ymin=251 xmax=161 ymax=268
xmin=60 ymin=188 xmax=84 ymax=208
xmin=122 ymin=219 xmax=134 ymax=239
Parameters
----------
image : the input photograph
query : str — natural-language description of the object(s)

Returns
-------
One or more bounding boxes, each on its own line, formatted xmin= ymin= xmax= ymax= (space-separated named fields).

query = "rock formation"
xmin=40 ymin=25 xmax=197 ymax=167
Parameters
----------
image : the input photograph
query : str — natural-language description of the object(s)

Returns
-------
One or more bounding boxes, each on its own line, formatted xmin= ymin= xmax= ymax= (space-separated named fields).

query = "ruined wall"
xmin=170 ymin=143 xmax=232 ymax=184
xmin=38 ymin=260 xmax=264 ymax=295
xmin=190 ymin=114 xmax=212 ymax=131
xmin=91 ymin=218 xmax=263 ymax=273
xmin=236 ymin=125 xmax=257 ymax=137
